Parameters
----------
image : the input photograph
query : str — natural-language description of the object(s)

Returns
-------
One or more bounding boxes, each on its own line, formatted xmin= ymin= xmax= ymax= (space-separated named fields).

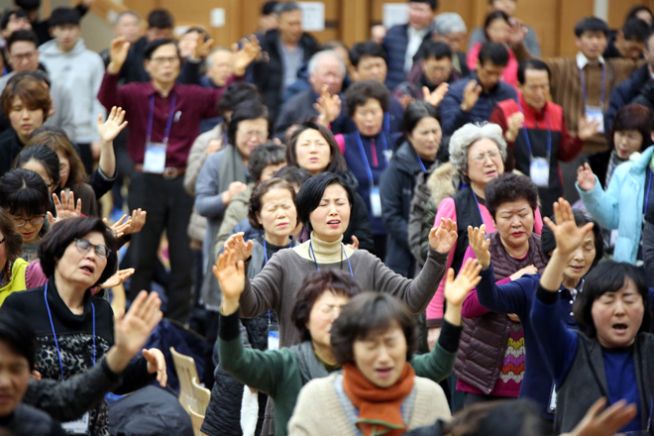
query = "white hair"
xmin=307 ymin=49 xmax=346 ymax=78
xmin=205 ymin=47 xmax=232 ymax=68
xmin=448 ymin=122 xmax=507 ymax=178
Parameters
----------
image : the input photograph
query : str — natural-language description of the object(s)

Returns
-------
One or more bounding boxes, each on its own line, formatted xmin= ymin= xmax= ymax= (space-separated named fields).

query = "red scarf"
xmin=342 ymin=363 xmax=415 ymax=436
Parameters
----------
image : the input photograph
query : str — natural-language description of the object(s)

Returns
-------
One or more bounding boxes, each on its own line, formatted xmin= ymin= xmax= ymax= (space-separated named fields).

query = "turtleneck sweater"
xmin=240 ymin=232 xmax=447 ymax=347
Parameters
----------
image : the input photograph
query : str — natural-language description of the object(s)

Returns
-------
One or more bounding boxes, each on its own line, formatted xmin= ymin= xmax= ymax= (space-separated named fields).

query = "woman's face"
xmin=352 ymin=98 xmax=384 ymax=137
xmin=8 ymin=96 xmax=44 ymax=141
xmin=306 ymin=290 xmax=350 ymax=350
xmin=562 ymin=231 xmax=596 ymax=287
xmin=56 ymin=231 xmax=108 ymax=290
xmin=258 ymin=187 xmax=297 ymax=242
xmin=408 ymin=116 xmax=441 ymax=161
xmin=613 ymin=129 xmax=643 ymax=160
xmin=309 ymin=183 xmax=351 ymax=242
xmin=591 ymin=278 xmax=644 ymax=348
xmin=466 ymin=138 xmax=504 ymax=188
xmin=7 ymin=211 xmax=44 ymax=244
xmin=20 ymin=159 xmax=55 ymax=193
xmin=55 ymin=151 xmax=70 ymax=188
xmin=495 ymin=199 xmax=534 ymax=251
xmin=295 ymin=128 xmax=332 ymax=174
xmin=235 ymin=117 xmax=268 ymax=160
xmin=352 ymin=321 xmax=408 ymax=388
xmin=486 ymin=17 xmax=511 ymax=44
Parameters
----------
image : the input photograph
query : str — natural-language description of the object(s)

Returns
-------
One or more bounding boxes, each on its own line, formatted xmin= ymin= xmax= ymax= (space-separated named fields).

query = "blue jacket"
xmin=577 ymin=145 xmax=654 ymax=263
xmin=383 ymin=24 xmax=433 ymax=90
xmin=605 ymin=65 xmax=650 ymax=134
xmin=440 ymin=75 xmax=517 ymax=135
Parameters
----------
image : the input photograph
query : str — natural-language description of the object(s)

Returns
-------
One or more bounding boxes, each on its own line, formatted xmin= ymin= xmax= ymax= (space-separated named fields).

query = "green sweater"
xmin=218 ymin=311 xmax=461 ymax=436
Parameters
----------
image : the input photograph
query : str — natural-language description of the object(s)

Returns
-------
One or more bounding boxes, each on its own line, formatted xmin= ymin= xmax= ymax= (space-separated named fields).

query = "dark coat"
xmin=605 ymin=64 xmax=650 ymax=134
xmin=0 ymin=128 xmax=23 ymax=177
xmin=383 ymin=24 xmax=433 ymax=90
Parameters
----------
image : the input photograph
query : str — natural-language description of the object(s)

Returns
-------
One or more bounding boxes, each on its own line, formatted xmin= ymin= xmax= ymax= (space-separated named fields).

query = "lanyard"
xmin=469 ymin=186 xmax=486 ymax=232
xmin=308 ymin=240 xmax=354 ymax=277
xmin=146 ymin=93 xmax=177 ymax=145
xmin=355 ymin=133 xmax=387 ymax=188
xmin=578 ymin=62 xmax=606 ymax=108
xmin=263 ymin=239 xmax=270 ymax=265
xmin=517 ymin=102 xmax=552 ymax=161
xmin=644 ymin=169 xmax=653 ymax=216
xmin=43 ymin=282 xmax=96 ymax=380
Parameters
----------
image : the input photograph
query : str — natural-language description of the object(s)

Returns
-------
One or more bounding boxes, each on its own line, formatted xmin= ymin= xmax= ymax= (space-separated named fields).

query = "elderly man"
xmin=433 ymin=12 xmax=469 ymax=76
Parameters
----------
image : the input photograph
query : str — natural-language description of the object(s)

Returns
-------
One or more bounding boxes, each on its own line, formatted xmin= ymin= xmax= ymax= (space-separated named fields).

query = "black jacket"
xmin=0 ymin=129 xmax=23 ymax=177
xmin=606 ymin=64 xmax=650 ymax=133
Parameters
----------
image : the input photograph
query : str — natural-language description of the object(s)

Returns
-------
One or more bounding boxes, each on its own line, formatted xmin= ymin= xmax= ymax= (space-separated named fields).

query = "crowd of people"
xmin=0 ymin=0 xmax=653 ymax=434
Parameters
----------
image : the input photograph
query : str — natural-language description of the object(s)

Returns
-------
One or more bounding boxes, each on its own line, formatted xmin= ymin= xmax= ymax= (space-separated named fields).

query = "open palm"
xmin=468 ymin=224 xmax=491 ymax=268
xmin=444 ymin=258 xmax=482 ymax=307
xmin=213 ymin=249 xmax=246 ymax=306
xmin=429 ymin=218 xmax=457 ymax=254
xmin=544 ymin=198 xmax=594 ymax=257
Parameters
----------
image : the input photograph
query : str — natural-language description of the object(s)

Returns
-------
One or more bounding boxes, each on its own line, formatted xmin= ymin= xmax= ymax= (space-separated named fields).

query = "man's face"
xmin=309 ymin=56 xmax=344 ymax=95
xmin=354 ymin=56 xmax=387 ymax=83
xmin=51 ymin=24 xmax=81 ymax=52
xmin=408 ymin=2 xmax=434 ymax=30
xmin=422 ymin=56 xmax=452 ymax=85
xmin=8 ymin=41 xmax=39 ymax=72
xmin=207 ymin=50 xmax=234 ymax=86
xmin=477 ymin=60 xmax=505 ymax=91
xmin=278 ymin=10 xmax=303 ymax=44
xmin=521 ymin=68 xmax=550 ymax=110
xmin=114 ymin=14 xmax=141 ymax=43
xmin=145 ymin=43 xmax=181 ymax=85
xmin=0 ymin=342 xmax=31 ymax=418
xmin=576 ymin=30 xmax=608 ymax=60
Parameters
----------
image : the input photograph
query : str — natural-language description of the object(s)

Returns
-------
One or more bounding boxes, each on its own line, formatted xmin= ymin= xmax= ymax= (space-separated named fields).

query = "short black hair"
xmin=0 ymin=311 xmax=36 ymax=370
xmin=248 ymin=177 xmax=296 ymax=230
xmin=287 ymin=121 xmax=347 ymax=174
xmin=483 ymin=10 xmax=510 ymax=40
xmin=272 ymin=165 xmax=311 ymax=187
xmin=295 ymin=172 xmax=354 ymax=231
xmin=247 ymin=142 xmax=287 ymax=183
xmin=291 ymin=270 xmax=362 ymax=341
xmin=478 ymin=42 xmax=510 ymax=67
xmin=1 ymin=8 xmax=28 ymax=31
xmin=484 ymin=173 xmax=538 ymax=218
xmin=609 ymin=104 xmax=653 ymax=153
xmin=38 ymin=217 xmax=118 ymax=288
xmin=48 ymin=7 xmax=80 ymax=28
xmin=402 ymin=100 xmax=439 ymax=135
xmin=418 ymin=39 xmax=452 ymax=61
xmin=15 ymin=144 xmax=60 ymax=190
xmin=143 ymin=38 xmax=180 ymax=61
xmin=331 ymin=292 xmax=417 ymax=364
xmin=14 ymin=0 xmax=40 ymax=13
xmin=540 ymin=210 xmax=603 ymax=263
xmin=573 ymin=261 xmax=650 ymax=338
xmin=517 ymin=59 xmax=551 ymax=85
xmin=5 ymin=28 xmax=38 ymax=51
xmin=262 ymin=1 xmax=279 ymax=16
xmin=147 ymin=8 xmax=174 ymax=29
xmin=349 ymin=41 xmax=387 ymax=68
xmin=344 ymin=80 xmax=389 ymax=117
xmin=227 ymin=101 xmax=270 ymax=148
xmin=0 ymin=168 xmax=49 ymax=217
xmin=218 ymin=82 xmax=262 ymax=115
xmin=574 ymin=17 xmax=610 ymax=38
xmin=408 ymin=0 xmax=438 ymax=11
xmin=622 ymin=17 xmax=650 ymax=42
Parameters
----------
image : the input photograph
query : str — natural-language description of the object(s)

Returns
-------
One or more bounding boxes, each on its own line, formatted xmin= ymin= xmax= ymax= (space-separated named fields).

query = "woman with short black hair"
xmin=15 ymin=144 xmax=60 ymax=194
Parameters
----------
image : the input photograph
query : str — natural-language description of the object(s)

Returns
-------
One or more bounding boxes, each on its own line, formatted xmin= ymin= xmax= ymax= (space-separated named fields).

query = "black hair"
xmin=574 ymin=17 xmax=610 ymax=38
xmin=14 ymin=144 xmax=60 ymax=190
xmin=540 ymin=209 xmax=603 ymax=264
xmin=344 ymin=80 xmax=389 ymax=117
xmin=485 ymin=173 xmax=538 ymax=218
xmin=183 ymin=26 xmax=209 ymax=42
xmin=517 ymin=59 xmax=551 ymax=85
xmin=218 ymin=82 xmax=262 ymax=115
xmin=573 ymin=261 xmax=650 ymax=338
xmin=478 ymin=42 xmax=510 ymax=67
xmin=622 ymin=17 xmax=650 ymax=42
xmin=408 ymin=0 xmax=438 ymax=11
xmin=248 ymin=177 xmax=296 ymax=230
xmin=227 ymin=101 xmax=270 ymax=148
xmin=38 ymin=217 xmax=118 ymax=288
xmin=0 ymin=209 xmax=22 ymax=264
xmin=291 ymin=270 xmax=362 ymax=341
xmin=402 ymin=100 xmax=439 ymax=135
xmin=609 ymin=104 xmax=653 ymax=154
xmin=418 ymin=39 xmax=452 ymax=61
xmin=0 ymin=311 xmax=36 ymax=370
xmin=483 ymin=10 xmax=510 ymax=41
xmin=13 ymin=0 xmax=40 ymax=13
xmin=349 ymin=41 xmax=387 ymax=68
xmin=274 ymin=2 xmax=300 ymax=15
xmin=287 ymin=121 xmax=348 ymax=174
xmin=262 ymin=1 xmax=279 ymax=16
xmin=48 ymin=7 xmax=80 ymax=28
xmin=1 ymin=8 xmax=28 ymax=31
xmin=626 ymin=5 xmax=654 ymax=25
xmin=331 ymin=292 xmax=417 ymax=364
xmin=247 ymin=142 xmax=287 ymax=183
xmin=143 ymin=38 xmax=180 ymax=61
xmin=0 ymin=168 xmax=49 ymax=217
xmin=272 ymin=165 xmax=311 ymax=187
xmin=147 ymin=8 xmax=174 ymax=29
xmin=295 ymin=172 xmax=354 ymax=231
xmin=5 ymin=28 xmax=38 ymax=51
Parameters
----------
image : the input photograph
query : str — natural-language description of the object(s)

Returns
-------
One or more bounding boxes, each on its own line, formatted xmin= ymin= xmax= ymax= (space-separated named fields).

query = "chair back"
xmin=170 ymin=346 xmax=199 ymax=413
xmin=191 ymin=377 xmax=211 ymax=415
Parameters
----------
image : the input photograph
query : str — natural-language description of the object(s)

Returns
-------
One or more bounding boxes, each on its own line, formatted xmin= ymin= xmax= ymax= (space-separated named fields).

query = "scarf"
xmin=291 ymin=341 xmax=330 ymax=385
xmin=342 ymin=363 xmax=415 ymax=436
xmin=605 ymin=150 xmax=626 ymax=187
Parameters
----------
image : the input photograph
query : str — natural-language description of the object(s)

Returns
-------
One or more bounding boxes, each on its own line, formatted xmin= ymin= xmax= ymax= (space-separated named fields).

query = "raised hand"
xmin=100 ymin=268 xmax=135 ymax=289
xmin=543 ymin=198 xmax=594 ymax=258
xmin=509 ymin=264 xmax=537 ymax=281
xmin=233 ymin=35 xmax=262 ymax=76
xmin=576 ymin=163 xmax=597 ymax=192
xmin=428 ymin=218 xmax=458 ymax=254
xmin=108 ymin=37 xmax=130 ymax=74
xmin=191 ymin=35 xmax=214 ymax=61
xmin=467 ymin=224 xmax=491 ymax=269
xmin=444 ymin=258 xmax=482 ymax=307
xmin=106 ymin=214 xmax=131 ymax=238
xmin=461 ymin=80 xmax=482 ymax=112
xmin=47 ymin=190 xmax=82 ymax=225
xmin=224 ymin=232 xmax=254 ymax=263
xmin=143 ymin=348 xmax=167 ymax=387
xmin=213 ymin=249 xmax=246 ymax=315
xmin=124 ymin=208 xmax=147 ymax=235
xmin=566 ymin=398 xmax=637 ymax=436
xmin=314 ymin=85 xmax=342 ymax=126
xmin=578 ymin=116 xmax=600 ymax=141
xmin=505 ymin=112 xmax=525 ymax=142
xmin=97 ymin=106 xmax=128 ymax=144
xmin=422 ymin=83 xmax=449 ymax=108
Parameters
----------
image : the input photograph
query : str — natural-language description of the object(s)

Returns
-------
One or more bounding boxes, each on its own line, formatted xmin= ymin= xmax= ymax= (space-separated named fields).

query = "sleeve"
xmin=112 ymin=357 xmax=155 ymax=394
xmin=334 ymin=133 xmax=346 ymax=155
xmin=380 ymin=166 xmax=410 ymax=251
xmin=97 ymin=72 xmax=123 ymax=111
xmin=218 ymin=310 xmax=285 ymax=396
xmin=178 ymin=60 xmax=202 ymax=85
xmin=238 ymin=253 xmax=284 ymax=317
xmin=476 ymin=265 xmax=533 ymax=317
xmin=25 ymin=261 xmax=47 ymax=289
xmin=576 ymin=172 xmax=620 ymax=230
xmin=89 ymin=168 xmax=116 ymax=200
xmin=184 ymin=133 xmax=210 ymax=196
xmin=467 ymin=28 xmax=485 ymax=51
xmin=347 ymin=192 xmax=375 ymax=252
xmin=411 ymin=319 xmax=461 ymax=382
xmin=557 ymin=116 xmax=582 ymax=162
xmin=524 ymin=27 xmax=542 ymax=57
xmin=605 ymin=80 xmax=628 ymax=134
xmin=530 ymin=285 xmax=578 ymax=385
xmin=23 ymin=357 xmax=122 ymax=421
xmin=194 ymin=154 xmax=227 ymax=219
xmin=440 ymin=85 xmax=471 ymax=136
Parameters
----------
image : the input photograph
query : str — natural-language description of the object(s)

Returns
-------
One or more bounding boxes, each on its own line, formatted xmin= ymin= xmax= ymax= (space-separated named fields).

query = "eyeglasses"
xmin=11 ymin=215 xmax=45 ymax=228
xmin=149 ymin=56 xmax=179 ymax=65
xmin=74 ymin=238 xmax=110 ymax=258
xmin=471 ymin=150 xmax=501 ymax=162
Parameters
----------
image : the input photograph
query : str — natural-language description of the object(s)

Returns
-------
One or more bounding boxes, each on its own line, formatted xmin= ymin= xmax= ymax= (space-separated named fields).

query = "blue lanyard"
xmin=517 ymin=101 xmax=552 ymax=161
xmin=354 ymin=132 xmax=387 ymax=188
xmin=263 ymin=239 xmax=270 ymax=265
xmin=308 ymin=240 xmax=354 ymax=277
xmin=146 ymin=93 xmax=177 ymax=145
xmin=579 ymin=62 xmax=606 ymax=107
xmin=644 ymin=169 xmax=653 ymax=216
xmin=416 ymin=155 xmax=428 ymax=173
xmin=43 ymin=282 xmax=96 ymax=380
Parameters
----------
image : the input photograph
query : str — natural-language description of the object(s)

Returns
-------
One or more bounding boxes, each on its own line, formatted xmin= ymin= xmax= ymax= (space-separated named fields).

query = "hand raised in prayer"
xmin=428 ymin=218 xmax=457 ymax=254
xmin=467 ymin=224 xmax=491 ymax=269
xmin=213 ymin=248 xmax=246 ymax=316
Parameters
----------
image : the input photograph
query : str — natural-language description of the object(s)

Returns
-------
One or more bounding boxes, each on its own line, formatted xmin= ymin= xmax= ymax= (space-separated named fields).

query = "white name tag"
xmin=585 ymin=105 xmax=604 ymax=134
xmin=62 ymin=412 xmax=89 ymax=434
xmin=143 ymin=142 xmax=167 ymax=174
xmin=530 ymin=157 xmax=550 ymax=188
xmin=267 ymin=328 xmax=279 ymax=351
xmin=548 ymin=384 xmax=557 ymax=413
xmin=370 ymin=186 xmax=382 ymax=218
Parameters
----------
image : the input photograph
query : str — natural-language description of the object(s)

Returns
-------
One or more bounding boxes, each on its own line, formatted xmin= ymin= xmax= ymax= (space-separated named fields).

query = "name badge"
xmin=267 ymin=326 xmax=280 ymax=351
xmin=143 ymin=142 xmax=167 ymax=174
xmin=530 ymin=157 xmax=550 ymax=188
xmin=62 ymin=412 xmax=89 ymax=434
xmin=547 ymin=384 xmax=557 ymax=414
xmin=383 ymin=149 xmax=393 ymax=163
xmin=369 ymin=186 xmax=382 ymax=218
xmin=585 ymin=105 xmax=604 ymax=134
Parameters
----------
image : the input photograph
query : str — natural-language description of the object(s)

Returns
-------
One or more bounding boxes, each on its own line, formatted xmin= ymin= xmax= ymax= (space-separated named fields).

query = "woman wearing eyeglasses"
xmin=2 ymin=217 xmax=166 ymax=436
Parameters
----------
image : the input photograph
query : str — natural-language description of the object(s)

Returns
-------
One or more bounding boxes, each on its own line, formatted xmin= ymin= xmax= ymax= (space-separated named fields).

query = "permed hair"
xmin=448 ymin=122 xmax=507 ymax=181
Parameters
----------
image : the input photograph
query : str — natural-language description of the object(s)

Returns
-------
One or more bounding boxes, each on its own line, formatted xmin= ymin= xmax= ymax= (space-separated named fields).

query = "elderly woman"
xmin=454 ymin=173 xmax=548 ymax=404
xmin=381 ymin=101 xmax=442 ymax=277
xmin=577 ymin=104 xmax=654 ymax=263
xmin=221 ymin=171 xmax=457 ymax=347
xmin=2 ymin=217 xmax=166 ymax=436
xmin=531 ymin=213 xmax=653 ymax=432
xmin=287 ymin=263 xmax=482 ymax=436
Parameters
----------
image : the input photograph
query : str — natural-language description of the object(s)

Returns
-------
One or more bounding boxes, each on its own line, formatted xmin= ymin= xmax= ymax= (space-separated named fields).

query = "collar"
xmin=408 ymin=25 xmax=429 ymax=38
xmin=293 ymin=232 xmax=354 ymax=262
xmin=145 ymin=81 xmax=177 ymax=98
xmin=576 ymin=52 xmax=605 ymax=70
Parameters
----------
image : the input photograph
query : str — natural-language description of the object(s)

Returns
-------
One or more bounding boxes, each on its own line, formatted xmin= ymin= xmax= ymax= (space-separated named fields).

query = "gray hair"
xmin=448 ymin=122 xmax=507 ymax=179
xmin=274 ymin=2 xmax=301 ymax=15
xmin=308 ymin=49 xmax=346 ymax=77
xmin=113 ymin=10 xmax=140 ymax=26
xmin=433 ymin=12 xmax=467 ymax=35
xmin=205 ymin=47 xmax=231 ymax=68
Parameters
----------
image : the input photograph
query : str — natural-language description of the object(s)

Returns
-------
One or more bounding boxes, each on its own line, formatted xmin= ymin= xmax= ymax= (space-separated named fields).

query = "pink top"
xmin=467 ymin=42 xmax=519 ymax=88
